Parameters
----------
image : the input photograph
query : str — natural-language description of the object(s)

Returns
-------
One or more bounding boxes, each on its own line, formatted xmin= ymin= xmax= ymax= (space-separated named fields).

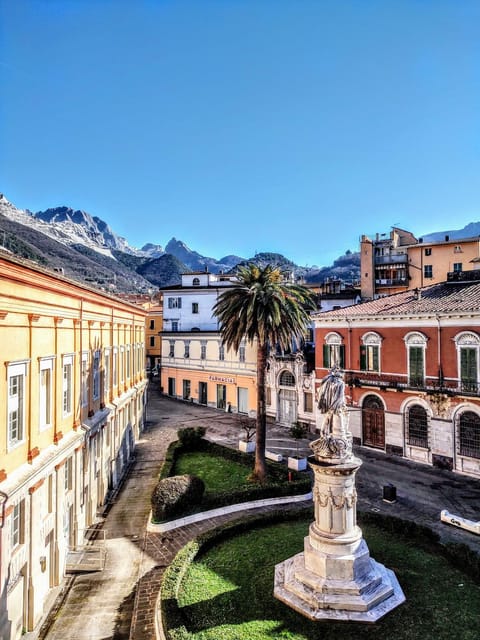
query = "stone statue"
xmin=316 ymin=365 xmax=346 ymax=434
xmin=311 ymin=365 xmax=352 ymax=461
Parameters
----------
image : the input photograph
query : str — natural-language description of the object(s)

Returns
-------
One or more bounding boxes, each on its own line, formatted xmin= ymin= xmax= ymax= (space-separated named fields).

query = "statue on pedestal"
xmin=311 ymin=365 xmax=352 ymax=462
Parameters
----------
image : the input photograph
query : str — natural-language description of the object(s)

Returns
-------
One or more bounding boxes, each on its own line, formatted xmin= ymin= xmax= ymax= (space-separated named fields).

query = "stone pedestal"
xmin=274 ymin=428 xmax=405 ymax=622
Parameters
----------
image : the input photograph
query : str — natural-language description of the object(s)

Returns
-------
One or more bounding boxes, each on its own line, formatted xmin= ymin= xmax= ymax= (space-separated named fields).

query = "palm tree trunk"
xmin=253 ymin=341 xmax=268 ymax=482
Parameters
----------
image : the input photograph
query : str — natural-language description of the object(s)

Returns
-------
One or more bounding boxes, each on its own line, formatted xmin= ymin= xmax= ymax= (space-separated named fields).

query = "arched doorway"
xmin=278 ymin=370 xmax=297 ymax=426
xmin=362 ymin=395 xmax=385 ymax=449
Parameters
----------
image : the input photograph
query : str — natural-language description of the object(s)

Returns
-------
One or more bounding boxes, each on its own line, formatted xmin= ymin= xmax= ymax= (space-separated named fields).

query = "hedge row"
xmin=155 ymin=436 xmax=312 ymax=521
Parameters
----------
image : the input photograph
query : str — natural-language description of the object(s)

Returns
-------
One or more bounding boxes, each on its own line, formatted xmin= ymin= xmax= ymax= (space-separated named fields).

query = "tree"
xmin=213 ymin=264 xmax=316 ymax=482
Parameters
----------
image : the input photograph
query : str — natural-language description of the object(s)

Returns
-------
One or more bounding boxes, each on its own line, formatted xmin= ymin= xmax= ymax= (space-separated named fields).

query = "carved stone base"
xmin=274 ymin=548 xmax=405 ymax=623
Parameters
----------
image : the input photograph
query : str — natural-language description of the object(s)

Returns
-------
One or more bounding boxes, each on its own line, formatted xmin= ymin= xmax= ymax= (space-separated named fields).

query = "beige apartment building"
xmin=360 ymin=227 xmax=480 ymax=299
xmin=0 ymin=253 xmax=147 ymax=640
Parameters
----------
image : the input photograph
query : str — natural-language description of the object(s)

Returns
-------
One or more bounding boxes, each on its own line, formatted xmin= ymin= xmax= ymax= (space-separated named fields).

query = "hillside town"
xmin=1 ymin=220 xmax=480 ymax=638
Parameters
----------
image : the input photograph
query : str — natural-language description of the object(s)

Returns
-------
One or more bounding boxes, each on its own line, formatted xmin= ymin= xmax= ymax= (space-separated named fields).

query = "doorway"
xmin=362 ymin=394 xmax=385 ymax=449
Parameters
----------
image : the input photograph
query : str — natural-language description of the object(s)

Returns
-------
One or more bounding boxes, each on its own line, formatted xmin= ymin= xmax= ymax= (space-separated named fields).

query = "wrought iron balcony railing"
xmin=344 ymin=371 xmax=480 ymax=397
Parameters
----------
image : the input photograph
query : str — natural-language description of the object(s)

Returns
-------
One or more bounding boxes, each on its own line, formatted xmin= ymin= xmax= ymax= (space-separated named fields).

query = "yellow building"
xmin=145 ymin=298 xmax=163 ymax=373
xmin=0 ymin=253 xmax=147 ymax=639
xmin=160 ymin=272 xmax=258 ymax=414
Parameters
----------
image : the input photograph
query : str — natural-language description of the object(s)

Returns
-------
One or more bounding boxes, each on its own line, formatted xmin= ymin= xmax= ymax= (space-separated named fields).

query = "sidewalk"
xmin=39 ymin=384 xmax=480 ymax=640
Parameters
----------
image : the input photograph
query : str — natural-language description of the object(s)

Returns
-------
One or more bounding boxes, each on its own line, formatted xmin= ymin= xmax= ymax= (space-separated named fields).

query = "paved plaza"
xmin=30 ymin=383 xmax=480 ymax=640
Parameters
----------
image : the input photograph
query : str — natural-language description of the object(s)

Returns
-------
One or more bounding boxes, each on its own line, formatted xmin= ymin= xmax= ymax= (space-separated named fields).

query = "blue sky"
xmin=1 ymin=1 xmax=479 ymax=267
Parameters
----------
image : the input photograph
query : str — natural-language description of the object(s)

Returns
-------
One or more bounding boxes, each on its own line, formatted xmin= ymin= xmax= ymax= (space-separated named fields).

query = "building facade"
xmin=0 ymin=254 xmax=147 ymax=640
xmin=160 ymin=272 xmax=258 ymax=414
xmin=314 ymin=273 xmax=480 ymax=478
xmin=360 ymin=227 xmax=480 ymax=299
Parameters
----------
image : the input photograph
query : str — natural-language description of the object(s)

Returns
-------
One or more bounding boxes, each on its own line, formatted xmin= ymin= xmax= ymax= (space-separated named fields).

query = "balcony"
xmin=374 ymin=254 xmax=408 ymax=266
xmin=374 ymin=278 xmax=408 ymax=287
xmin=447 ymin=270 xmax=480 ymax=283
xmin=345 ymin=371 xmax=480 ymax=397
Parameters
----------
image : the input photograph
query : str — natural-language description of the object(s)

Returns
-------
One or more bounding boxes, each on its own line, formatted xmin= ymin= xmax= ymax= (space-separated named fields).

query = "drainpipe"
xmin=0 ymin=491 xmax=8 ymax=528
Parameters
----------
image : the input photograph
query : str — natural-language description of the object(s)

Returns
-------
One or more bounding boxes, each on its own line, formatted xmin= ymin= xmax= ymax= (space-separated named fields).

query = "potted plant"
xmin=238 ymin=417 xmax=256 ymax=453
xmin=288 ymin=421 xmax=308 ymax=471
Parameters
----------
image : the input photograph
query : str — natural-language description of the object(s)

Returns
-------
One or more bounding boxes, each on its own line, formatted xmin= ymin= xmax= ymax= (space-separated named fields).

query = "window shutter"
xmin=372 ymin=346 xmax=379 ymax=371
xmin=461 ymin=348 xmax=477 ymax=382
xmin=409 ymin=347 xmax=423 ymax=380
xmin=323 ymin=344 xmax=330 ymax=368
xmin=360 ymin=345 xmax=366 ymax=371
xmin=339 ymin=345 xmax=345 ymax=369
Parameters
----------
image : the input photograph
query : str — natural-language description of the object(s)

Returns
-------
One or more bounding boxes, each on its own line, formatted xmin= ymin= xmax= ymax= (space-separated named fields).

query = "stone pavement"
xmin=36 ymin=383 xmax=480 ymax=640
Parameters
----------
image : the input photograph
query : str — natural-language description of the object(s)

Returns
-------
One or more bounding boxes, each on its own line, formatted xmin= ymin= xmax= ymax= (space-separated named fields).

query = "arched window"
xmin=323 ymin=332 xmax=345 ymax=369
xmin=454 ymin=332 xmax=480 ymax=393
xmin=192 ymin=277 xmax=200 ymax=286
xmin=404 ymin=332 xmax=427 ymax=387
xmin=360 ymin=332 xmax=382 ymax=372
xmin=458 ymin=411 xmax=480 ymax=459
xmin=279 ymin=371 xmax=295 ymax=387
xmin=406 ymin=404 xmax=428 ymax=448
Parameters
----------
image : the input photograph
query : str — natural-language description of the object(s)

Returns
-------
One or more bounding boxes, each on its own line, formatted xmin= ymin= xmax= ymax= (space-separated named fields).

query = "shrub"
xmin=151 ymin=474 xmax=205 ymax=522
xmin=177 ymin=427 xmax=206 ymax=450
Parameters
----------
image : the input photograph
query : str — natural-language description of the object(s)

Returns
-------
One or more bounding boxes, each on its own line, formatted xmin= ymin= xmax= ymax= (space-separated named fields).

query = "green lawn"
xmin=175 ymin=518 xmax=480 ymax=640
xmin=173 ymin=451 xmax=254 ymax=494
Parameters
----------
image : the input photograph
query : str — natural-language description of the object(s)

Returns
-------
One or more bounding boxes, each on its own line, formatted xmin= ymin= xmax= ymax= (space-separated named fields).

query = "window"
xmin=192 ymin=302 xmax=199 ymax=314
xmin=11 ymin=500 xmax=24 ymax=548
xmin=406 ymin=404 xmax=428 ymax=448
xmin=192 ymin=278 xmax=200 ymax=286
xmin=453 ymin=262 xmax=463 ymax=273
xmin=92 ymin=351 xmax=100 ymax=400
xmin=455 ymin=332 xmax=480 ymax=393
xmin=279 ymin=371 xmax=295 ymax=387
xmin=64 ymin=457 xmax=73 ymax=491
xmin=201 ymin=342 xmax=207 ymax=360
xmin=167 ymin=297 xmax=182 ymax=309
xmin=216 ymin=384 xmax=226 ymax=409
xmin=425 ymin=248 xmax=432 ymax=256
xmin=404 ymin=332 xmax=427 ymax=387
xmin=104 ymin=350 xmax=110 ymax=394
xmin=183 ymin=379 xmax=191 ymax=400
xmin=239 ymin=344 xmax=246 ymax=363
xmin=323 ymin=333 xmax=345 ymax=369
xmin=63 ymin=355 xmax=73 ymax=415
xmin=169 ymin=341 xmax=175 ymax=358
xmin=126 ymin=345 xmax=131 ymax=379
xmin=149 ymin=319 xmax=155 ymax=330
xmin=120 ymin=346 xmax=125 ymax=383
xmin=168 ymin=377 xmax=176 ymax=396
xmin=39 ymin=358 xmax=53 ymax=430
xmin=184 ymin=342 xmax=190 ymax=358
xmin=304 ymin=392 xmax=313 ymax=413
xmin=360 ymin=332 xmax=381 ymax=372
xmin=219 ymin=344 xmax=225 ymax=361
xmin=113 ymin=348 xmax=118 ymax=387
xmin=150 ymin=336 xmax=155 ymax=347
xmin=424 ymin=264 xmax=433 ymax=279
xmin=454 ymin=245 xmax=463 ymax=253
xmin=458 ymin=411 xmax=480 ymax=459
xmin=8 ymin=363 xmax=27 ymax=448
xmin=171 ymin=321 xmax=179 ymax=332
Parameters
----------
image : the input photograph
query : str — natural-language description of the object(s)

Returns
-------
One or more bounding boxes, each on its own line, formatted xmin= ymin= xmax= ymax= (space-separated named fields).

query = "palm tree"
xmin=213 ymin=264 xmax=316 ymax=482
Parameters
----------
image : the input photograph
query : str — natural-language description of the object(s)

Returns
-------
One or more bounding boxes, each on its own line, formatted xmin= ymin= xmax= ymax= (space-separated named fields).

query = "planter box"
xmin=239 ymin=440 xmax=256 ymax=453
xmin=287 ymin=456 xmax=307 ymax=471
xmin=265 ymin=450 xmax=283 ymax=462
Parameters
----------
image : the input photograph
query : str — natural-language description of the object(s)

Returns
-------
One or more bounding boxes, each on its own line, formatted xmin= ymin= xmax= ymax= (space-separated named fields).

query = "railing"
xmin=447 ymin=270 xmax=480 ymax=283
xmin=345 ymin=371 xmax=480 ymax=397
xmin=374 ymin=278 xmax=408 ymax=287
xmin=374 ymin=254 xmax=408 ymax=265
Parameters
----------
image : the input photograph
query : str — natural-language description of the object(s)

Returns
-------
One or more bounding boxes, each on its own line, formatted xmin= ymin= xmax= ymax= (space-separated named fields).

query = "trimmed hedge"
xmin=156 ymin=436 xmax=312 ymax=520
xmin=151 ymin=475 xmax=205 ymax=522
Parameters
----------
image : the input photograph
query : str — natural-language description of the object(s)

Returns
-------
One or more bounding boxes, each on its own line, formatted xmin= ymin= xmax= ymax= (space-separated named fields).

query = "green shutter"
xmin=372 ymin=345 xmax=379 ymax=372
xmin=339 ymin=345 xmax=345 ymax=369
xmin=323 ymin=344 xmax=330 ymax=368
xmin=360 ymin=345 xmax=366 ymax=371
xmin=409 ymin=347 xmax=423 ymax=384
xmin=461 ymin=348 xmax=477 ymax=388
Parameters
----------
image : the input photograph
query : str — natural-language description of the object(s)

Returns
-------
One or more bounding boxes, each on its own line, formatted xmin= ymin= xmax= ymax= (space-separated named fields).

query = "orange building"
xmin=314 ymin=271 xmax=480 ymax=478
xmin=360 ymin=227 xmax=480 ymax=299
